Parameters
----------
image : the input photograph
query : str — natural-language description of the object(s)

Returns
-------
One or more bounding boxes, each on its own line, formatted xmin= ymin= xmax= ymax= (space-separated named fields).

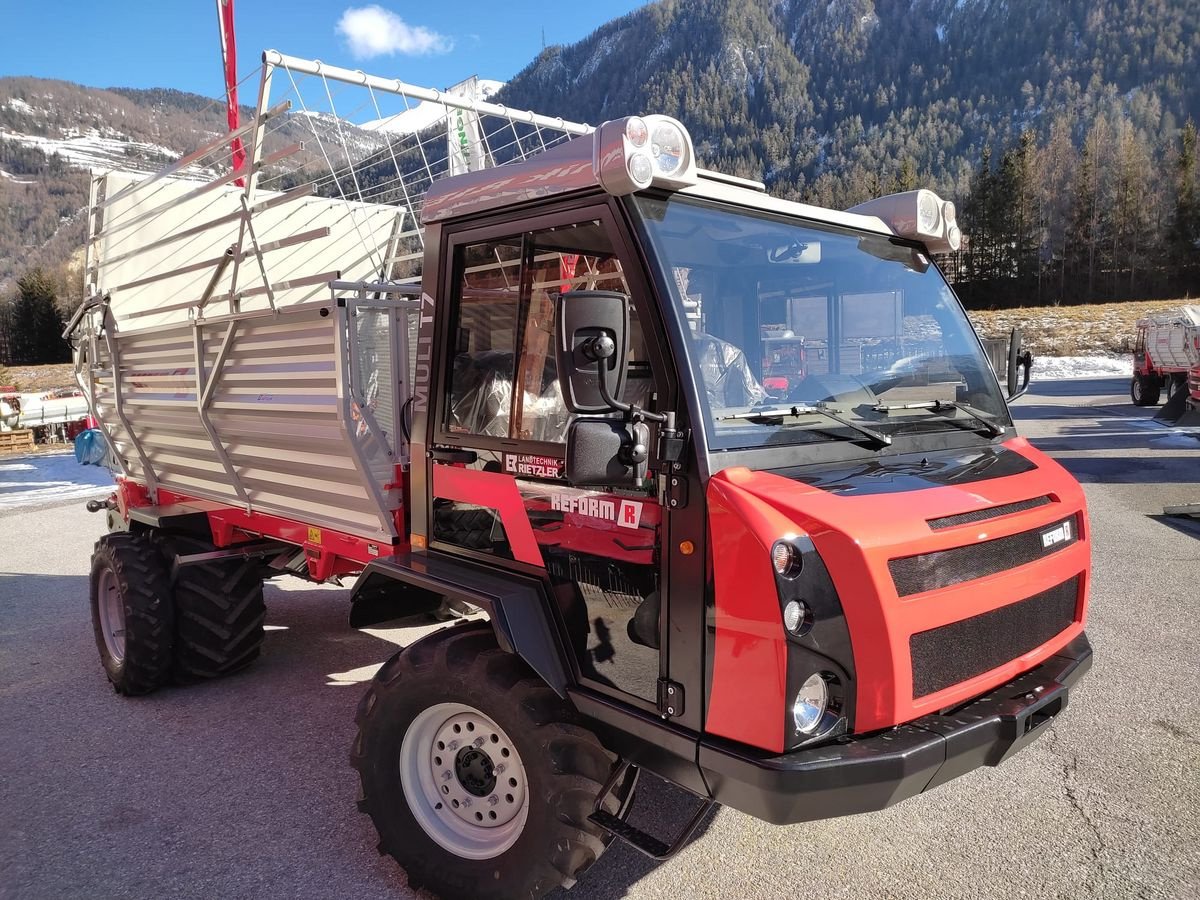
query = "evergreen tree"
xmin=8 ymin=269 xmax=68 ymax=364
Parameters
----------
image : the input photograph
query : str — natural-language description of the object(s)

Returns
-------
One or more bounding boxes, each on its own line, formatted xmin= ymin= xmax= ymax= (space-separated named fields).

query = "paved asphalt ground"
xmin=2 ymin=376 xmax=1198 ymax=900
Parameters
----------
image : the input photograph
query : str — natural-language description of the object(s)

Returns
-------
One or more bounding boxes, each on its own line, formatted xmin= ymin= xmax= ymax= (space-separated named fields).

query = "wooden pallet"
xmin=0 ymin=429 xmax=35 ymax=453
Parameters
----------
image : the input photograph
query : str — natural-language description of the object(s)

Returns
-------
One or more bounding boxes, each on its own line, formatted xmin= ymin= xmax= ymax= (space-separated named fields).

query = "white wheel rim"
xmin=399 ymin=701 xmax=530 ymax=859
xmin=97 ymin=567 xmax=126 ymax=662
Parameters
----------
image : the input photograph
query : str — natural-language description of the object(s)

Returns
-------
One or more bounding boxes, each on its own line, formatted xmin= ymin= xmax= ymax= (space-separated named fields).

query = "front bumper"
xmin=698 ymin=633 xmax=1092 ymax=825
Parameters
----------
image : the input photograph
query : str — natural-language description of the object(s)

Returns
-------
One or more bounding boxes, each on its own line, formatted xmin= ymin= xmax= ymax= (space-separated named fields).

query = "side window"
xmin=446 ymin=239 xmax=522 ymax=438
xmin=444 ymin=220 xmax=652 ymax=446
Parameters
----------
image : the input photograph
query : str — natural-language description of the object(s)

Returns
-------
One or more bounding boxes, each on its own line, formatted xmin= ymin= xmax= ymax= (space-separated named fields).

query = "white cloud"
xmin=336 ymin=5 xmax=453 ymax=59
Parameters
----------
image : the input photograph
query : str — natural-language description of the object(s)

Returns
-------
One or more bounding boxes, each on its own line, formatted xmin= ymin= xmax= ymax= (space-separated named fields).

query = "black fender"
xmin=350 ymin=551 xmax=572 ymax=697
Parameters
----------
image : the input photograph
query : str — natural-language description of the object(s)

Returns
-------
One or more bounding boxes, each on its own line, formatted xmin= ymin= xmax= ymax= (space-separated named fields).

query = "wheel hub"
xmin=455 ymin=746 xmax=497 ymax=797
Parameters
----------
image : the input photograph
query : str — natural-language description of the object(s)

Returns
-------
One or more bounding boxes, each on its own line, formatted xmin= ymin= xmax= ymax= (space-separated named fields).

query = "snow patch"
xmin=0 ymin=452 xmax=114 ymax=511
xmin=360 ymin=79 xmax=504 ymax=136
xmin=1032 ymin=355 xmax=1134 ymax=379
xmin=5 ymin=97 xmax=35 ymax=115
xmin=0 ymin=168 xmax=35 ymax=185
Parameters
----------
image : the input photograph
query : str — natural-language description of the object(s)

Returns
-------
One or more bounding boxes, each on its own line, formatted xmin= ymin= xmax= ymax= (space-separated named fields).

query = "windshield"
xmin=631 ymin=194 xmax=1011 ymax=452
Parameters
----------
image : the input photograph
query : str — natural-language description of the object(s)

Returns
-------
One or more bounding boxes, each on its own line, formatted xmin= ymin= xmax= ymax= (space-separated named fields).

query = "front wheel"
xmin=1131 ymin=374 xmax=1161 ymax=406
xmin=352 ymin=624 xmax=629 ymax=900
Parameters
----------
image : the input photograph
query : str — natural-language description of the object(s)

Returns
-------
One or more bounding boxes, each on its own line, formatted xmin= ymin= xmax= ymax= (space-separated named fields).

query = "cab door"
xmin=422 ymin=204 xmax=676 ymax=711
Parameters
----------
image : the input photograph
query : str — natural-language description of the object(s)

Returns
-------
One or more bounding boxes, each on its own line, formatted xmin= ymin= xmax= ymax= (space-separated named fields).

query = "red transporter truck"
xmin=70 ymin=52 xmax=1092 ymax=900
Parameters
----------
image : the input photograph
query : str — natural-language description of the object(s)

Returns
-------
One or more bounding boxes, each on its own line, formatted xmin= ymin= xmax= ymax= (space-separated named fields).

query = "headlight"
xmin=942 ymin=200 xmax=957 ymax=227
xmin=624 ymin=116 xmax=649 ymax=148
xmin=917 ymin=191 xmax=940 ymax=233
xmin=792 ymin=673 xmax=828 ymax=734
xmin=651 ymin=121 xmax=686 ymax=175
xmin=771 ymin=540 xmax=803 ymax=578
xmin=627 ymin=152 xmax=653 ymax=186
xmin=782 ymin=599 xmax=811 ymax=636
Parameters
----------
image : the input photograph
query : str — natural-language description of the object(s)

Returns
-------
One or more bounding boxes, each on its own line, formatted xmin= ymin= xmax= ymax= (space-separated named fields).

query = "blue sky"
xmin=2 ymin=1 xmax=647 ymax=96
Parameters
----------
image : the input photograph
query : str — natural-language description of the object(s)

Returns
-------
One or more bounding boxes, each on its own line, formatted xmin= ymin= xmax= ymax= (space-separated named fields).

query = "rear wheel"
xmin=1131 ymin=374 xmax=1161 ymax=406
xmin=352 ymin=624 xmax=630 ymax=900
xmin=89 ymin=532 xmax=174 ymax=695
xmin=157 ymin=533 xmax=266 ymax=681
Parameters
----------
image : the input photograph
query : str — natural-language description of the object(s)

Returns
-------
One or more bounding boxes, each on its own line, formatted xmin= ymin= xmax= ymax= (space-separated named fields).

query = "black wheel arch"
xmin=352 ymin=552 xmax=572 ymax=696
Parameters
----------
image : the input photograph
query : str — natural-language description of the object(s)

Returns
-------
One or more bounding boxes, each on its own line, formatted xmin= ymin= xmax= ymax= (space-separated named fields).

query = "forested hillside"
xmin=498 ymin=0 xmax=1200 ymax=305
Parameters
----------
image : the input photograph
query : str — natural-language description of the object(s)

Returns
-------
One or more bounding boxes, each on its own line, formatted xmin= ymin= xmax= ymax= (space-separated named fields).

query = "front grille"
xmin=927 ymin=496 xmax=1053 ymax=530
xmin=890 ymin=514 xmax=1080 ymax=597
xmin=910 ymin=576 xmax=1080 ymax=698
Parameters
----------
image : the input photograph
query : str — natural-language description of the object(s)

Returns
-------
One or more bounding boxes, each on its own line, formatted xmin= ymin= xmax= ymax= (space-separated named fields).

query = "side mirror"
xmin=1006 ymin=327 xmax=1031 ymax=400
xmin=555 ymin=290 xmax=630 ymax=413
xmin=564 ymin=418 xmax=649 ymax=487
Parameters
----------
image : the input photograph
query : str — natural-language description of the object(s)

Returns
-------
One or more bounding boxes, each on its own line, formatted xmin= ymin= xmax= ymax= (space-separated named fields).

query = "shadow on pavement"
xmin=1055 ymin=454 xmax=1200 ymax=484
xmin=1020 ymin=376 xmax=1130 ymax=399
xmin=1 ymin=570 xmax=712 ymax=899
xmin=1149 ymin=514 xmax=1200 ymax=540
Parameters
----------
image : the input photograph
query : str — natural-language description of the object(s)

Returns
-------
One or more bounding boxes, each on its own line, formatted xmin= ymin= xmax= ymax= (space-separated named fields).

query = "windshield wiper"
xmin=717 ymin=403 xmax=891 ymax=448
xmin=873 ymin=400 xmax=1005 ymax=437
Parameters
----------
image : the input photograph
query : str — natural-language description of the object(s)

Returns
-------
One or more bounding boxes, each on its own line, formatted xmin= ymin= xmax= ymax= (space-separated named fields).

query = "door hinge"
xmin=660 ymin=468 xmax=689 ymax=510
xmin=657 ymin=678 xmax=684 ymax=718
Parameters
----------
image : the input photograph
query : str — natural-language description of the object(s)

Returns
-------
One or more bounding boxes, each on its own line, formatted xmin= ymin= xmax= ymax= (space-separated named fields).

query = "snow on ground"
xmin=0 ymin=128 xmax=178 ymax=176
xmin=0 ymin=168 xmax=35 ymax=185
xmin=0 ymin=452 xmax=113 ymax=511
xmin=1033 ymin=355 xmax=1134 ymax=379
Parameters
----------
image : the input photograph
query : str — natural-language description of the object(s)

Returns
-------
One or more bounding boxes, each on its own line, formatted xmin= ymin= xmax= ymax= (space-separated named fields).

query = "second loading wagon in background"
xmin=1131 ymin=305 xmax=1200 ymax=421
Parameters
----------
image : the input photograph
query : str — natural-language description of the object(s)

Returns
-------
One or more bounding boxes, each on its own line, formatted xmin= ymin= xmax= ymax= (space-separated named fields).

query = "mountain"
xmin=495 ymin=0 xmax=1198 ymax=203
xmin=1 ymin=0 xmax=1198 ymax=313
xmin=0 ymin=78 xmax=390 ymax=299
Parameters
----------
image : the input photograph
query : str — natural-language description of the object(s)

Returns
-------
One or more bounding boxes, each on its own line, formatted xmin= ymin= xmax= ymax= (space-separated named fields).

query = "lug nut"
xmin=488 ymin=794 xmax=499 ymax=806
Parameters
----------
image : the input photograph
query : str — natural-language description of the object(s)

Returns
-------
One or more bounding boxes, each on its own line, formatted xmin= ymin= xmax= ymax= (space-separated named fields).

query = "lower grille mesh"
xmin=910 ymin=575 xmax=1080 ymax=698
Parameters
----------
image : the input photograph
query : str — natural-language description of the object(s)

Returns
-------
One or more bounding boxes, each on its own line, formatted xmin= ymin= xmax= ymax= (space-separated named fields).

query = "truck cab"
xmin=365 ymin=115 xmax=1092 ymax=828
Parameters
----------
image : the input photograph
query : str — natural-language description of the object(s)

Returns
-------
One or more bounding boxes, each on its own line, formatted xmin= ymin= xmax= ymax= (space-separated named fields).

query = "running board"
xmin=588 ymin=760 xmax=714 ymax=861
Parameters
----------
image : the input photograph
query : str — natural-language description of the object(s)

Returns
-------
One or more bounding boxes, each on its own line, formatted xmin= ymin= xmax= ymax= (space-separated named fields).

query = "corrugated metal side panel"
xmin=104 ymin=309 xmax=397 ymax=539
xmin=90 ymin=337 xmax=146 ymax=483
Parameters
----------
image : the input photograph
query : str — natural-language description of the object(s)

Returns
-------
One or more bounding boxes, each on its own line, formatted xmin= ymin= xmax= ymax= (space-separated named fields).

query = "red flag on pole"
xmin=560 ymin=254 xmax=579 ymax=292
xmin=216 ymin=0 xmax=246 ymax=185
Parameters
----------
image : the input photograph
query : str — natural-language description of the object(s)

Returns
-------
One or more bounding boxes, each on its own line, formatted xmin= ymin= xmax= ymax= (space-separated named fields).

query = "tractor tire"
xmin=352 ymin=623 xmax=631 ymax=900
xmin=89 ymin=532 xmax=174 ymax=695
xmin=157 ymin=533 xmax=266 ymax=682
xmin=1167 ymin=373 xmax=1186 ymax=401
xmin=1131 ymin=374 xmax=1161 ymax=406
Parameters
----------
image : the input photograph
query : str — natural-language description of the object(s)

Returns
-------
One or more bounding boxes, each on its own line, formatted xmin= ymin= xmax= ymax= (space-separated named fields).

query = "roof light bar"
xmin=595 ymin=115 xmax=699 ymax=196
xmin=848 ymin=189 xmax=962 ymax=254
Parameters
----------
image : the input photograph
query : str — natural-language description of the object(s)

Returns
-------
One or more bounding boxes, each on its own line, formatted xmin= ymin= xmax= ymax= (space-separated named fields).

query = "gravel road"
xmin=1 ymin=376 xmax=1198 ymax=900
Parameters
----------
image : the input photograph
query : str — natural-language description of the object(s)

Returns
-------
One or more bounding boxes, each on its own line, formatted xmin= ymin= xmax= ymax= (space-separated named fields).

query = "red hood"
xmin=705 ymin=437 xmax=1090 ymax=751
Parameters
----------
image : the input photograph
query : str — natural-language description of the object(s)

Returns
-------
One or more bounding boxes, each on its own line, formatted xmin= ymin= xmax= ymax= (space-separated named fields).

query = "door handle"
xmin=430 ymin=447 xmax=478 ymax=464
